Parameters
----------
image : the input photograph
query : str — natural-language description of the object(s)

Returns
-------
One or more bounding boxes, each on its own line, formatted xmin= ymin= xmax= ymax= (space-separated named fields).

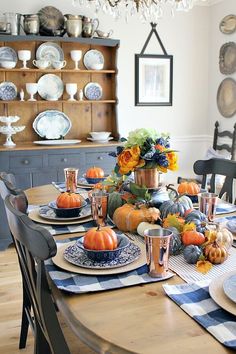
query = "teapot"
xmin=82 ymin=17 xmax=99 ymax=38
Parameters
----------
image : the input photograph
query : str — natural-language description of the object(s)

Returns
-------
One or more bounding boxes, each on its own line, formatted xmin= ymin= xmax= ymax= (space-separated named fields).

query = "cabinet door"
xmin=32 ymin=170 xmax=58 ymax=187
xmin=85 ymin=150 xmax=116 ymax=173
xmin=12 ymin=172 xmax=32 ymax=190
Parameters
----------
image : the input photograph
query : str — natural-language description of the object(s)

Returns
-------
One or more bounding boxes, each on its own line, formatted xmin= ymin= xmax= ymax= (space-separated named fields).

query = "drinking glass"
xmin=64 ymin=168 xmax=78 ymax=193
xmin=144 ymin=228 xmax=173 ymax=278
xmin=66 ymin=83 xmax=77 ymax=101
xmin=198 ymin=192 xmax=218 ymax=222
xmin=70 ymin=50 xmax=82 ymax=70
xmin=18 ymin=50 xmax=31 ymax=69
xmin=26 ymin=83 xmax=38 ymax=101
xmin=91 ymin=191 xmax=109 ymax=227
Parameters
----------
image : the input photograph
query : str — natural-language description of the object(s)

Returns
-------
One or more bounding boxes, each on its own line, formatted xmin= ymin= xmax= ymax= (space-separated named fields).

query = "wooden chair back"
xmin=4 ymin=194 xmax=70 ymax=354
xmin=213 ymin=121 xmax=236 ymax=160
xmin=193 ymin=158 xmax=236 ymax=203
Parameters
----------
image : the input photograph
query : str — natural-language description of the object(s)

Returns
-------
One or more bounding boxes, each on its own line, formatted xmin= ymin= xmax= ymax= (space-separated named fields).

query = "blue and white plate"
xmin=0 ymin=47 xmax=17 ymax=63
xmin=38 ymin=74 xmax=64 ymax=101
xmin=226 ymin=219 xmax=236 ymax=234
xmin=39 ymin=203 xmax=91 ymax=221
xmin=223 ymin=273 xmax=236 ymax=303
xmin=33 ymin=110 xmax=71 ymax=139
xmin=83 ymin=49 xmax=104 ymax=70
xmin=84 ymin=82 xmax=102 ymax=100
xmin=36 ymin=42 xmax=64 ymax=63
xmin=64 ymin=240 xmax=141 ymax=269
xmin=0 ymin=82 xmax=17 ymax=100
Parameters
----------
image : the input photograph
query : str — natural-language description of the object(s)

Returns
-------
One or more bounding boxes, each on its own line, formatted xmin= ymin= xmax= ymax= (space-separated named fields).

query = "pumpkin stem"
xmin=166 ymin=184 xmax=187 ymax=201
xmin=96 ymin=224 xmax=101 ymax=231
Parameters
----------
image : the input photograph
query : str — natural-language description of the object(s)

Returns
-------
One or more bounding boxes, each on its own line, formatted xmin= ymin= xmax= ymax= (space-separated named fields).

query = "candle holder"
xmin=0 ymin=116 xmax=25 ymax=147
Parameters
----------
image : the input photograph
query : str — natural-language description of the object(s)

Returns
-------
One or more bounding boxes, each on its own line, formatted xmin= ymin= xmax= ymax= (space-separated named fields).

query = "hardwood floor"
xmin=0 ymin=245 xmax=95 ymax=354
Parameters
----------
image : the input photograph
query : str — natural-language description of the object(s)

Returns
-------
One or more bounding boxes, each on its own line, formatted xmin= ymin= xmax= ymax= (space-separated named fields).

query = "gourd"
xmin=148 ymin=188 xmax=170 ymax=208
xmin=204 ymin=241 xmax=228 ymax=264
xmin=182 ymin=230 xmax=205 ymax=246
xmin=107 ymin=191 xmax=125 ymax=219
xmin=56 ymin=192 xmax=82 ymax=208
xmin=167 ymin=226 xmax=183 ymax=256
xmin=86 ymin=166 xmax=105 ymax=178
xmin=178 ymin=182 xmax=200 ymax=196
xmin=137 ymin=222 xmax=161 ymax=237
xmin=185 ymin=210 xmax=208 ymax=233
xmin=183 ymin=245 xmax=202 ymax=264
xmin=160 ymin=192 xmax=193 ymax=219
xmin=113 ymin=204 xmax=160 ymax=232
xmin=83 ymin=226 xmax=117 ymax=250
xmin=215 ymin=225 xmax=233 ymax=250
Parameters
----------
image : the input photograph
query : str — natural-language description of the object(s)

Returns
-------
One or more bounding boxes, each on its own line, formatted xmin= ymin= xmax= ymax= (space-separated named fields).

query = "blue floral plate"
xmin=84 ymin=82 xmax=102 ymax=100
xmin=0 ymin=82 xmax=17 ymax=100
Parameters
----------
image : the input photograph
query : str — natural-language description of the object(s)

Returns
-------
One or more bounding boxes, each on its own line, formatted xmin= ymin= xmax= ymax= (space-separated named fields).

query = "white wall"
xmin=3 ymin=0 xmax=234 ymax=181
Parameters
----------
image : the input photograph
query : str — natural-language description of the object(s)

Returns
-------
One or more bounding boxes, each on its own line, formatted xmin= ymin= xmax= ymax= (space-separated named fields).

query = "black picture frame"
xmin=135 ymin=54 xmax=173 ymax=106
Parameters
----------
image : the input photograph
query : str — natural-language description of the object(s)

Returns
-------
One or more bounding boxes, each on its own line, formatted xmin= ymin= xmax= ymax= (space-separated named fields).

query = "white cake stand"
xmin=0 ymin=116 xmax=25 ymax=148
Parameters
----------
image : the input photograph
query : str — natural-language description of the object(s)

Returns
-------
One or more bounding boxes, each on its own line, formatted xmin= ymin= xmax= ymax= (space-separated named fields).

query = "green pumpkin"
xmin=160 ymin=196 xmax=193 ymax=219
xmin=108 ymin=192 xmax=125 ymax=219
xmin=167 ymin=226 xmax=183 ymax=256
xmin=183 ymin=245 xmax=202 ymax=264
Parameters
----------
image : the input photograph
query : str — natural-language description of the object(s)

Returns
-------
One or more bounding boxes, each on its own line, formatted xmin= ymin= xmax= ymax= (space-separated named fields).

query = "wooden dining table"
xmin=25 ymin=184 xmax=235 ymax=354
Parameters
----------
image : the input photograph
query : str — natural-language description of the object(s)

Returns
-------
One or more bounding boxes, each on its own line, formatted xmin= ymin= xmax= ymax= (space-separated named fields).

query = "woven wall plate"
xmin=219 ymin=14 xmax=236 ymax=34
xmin=217 ymin=78 xmax=236 ymax=118
xmin=219 ymin=42 xmax=236 ymax=75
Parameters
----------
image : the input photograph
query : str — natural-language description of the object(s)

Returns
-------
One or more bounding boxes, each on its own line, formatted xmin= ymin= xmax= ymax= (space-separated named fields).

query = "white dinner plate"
xmin=0 ymin=47 xmax=17 ymax=63
xmin=33 ymin=139 xmax=81 ymax=145
xmin=33 ymin=110 xmax=71 ymax=139
xmin=38 ymin=74 xmax=64 ymax=101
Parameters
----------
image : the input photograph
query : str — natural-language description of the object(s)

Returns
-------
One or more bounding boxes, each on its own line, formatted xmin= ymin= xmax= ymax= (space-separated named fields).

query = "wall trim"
xmin=195 ymin=0 xmax=224 ymax=7
xmin=172 ymin=134 xmax=212 ymax=143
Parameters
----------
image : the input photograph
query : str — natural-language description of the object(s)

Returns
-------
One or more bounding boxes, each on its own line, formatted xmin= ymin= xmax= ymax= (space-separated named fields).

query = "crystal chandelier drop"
xmin=73 ymin=0 xmax=205 ymax=22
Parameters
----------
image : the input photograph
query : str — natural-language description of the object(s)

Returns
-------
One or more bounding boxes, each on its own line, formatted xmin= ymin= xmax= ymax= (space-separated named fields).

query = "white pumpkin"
xmin=216 ymin=227 xmax=233 ymax=250
xmin=137 ymin=222 xmax=161 ymax=237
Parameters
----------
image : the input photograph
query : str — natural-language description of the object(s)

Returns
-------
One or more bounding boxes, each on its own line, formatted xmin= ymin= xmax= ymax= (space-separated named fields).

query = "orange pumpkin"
xmin=83 ymin=226 xmax=117 ymax=250
xmin=56 ymin=192 xmax=82 ymax=208
xmin=204 ymin=241 xmax=228 ymax=264
xmin=86 ymin=166 xmax=105 ymax=178
xmin=177 ymin=182 xmax=200 ymax=196
xmin=182 ymin=230 xmax=205 ymax=246
xmin=113 ymin=204 xmax=160 ymax=232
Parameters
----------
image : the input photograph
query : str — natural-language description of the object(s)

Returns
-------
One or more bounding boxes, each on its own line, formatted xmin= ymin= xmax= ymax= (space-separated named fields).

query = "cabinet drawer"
xmin=9 ymin=155 xmax=43 ymax=169
xmin=48 ymin=154 xmax=84 ymax=167
xmin=85 ymin=152 xmax=114 ymax=165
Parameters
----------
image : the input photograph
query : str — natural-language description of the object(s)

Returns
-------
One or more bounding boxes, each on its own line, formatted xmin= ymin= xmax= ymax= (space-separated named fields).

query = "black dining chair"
xmin=193 ymin=158 xmax=236 ymax=204
xmin=4 ymin=193 xmax=71 ymax=354
xmin=213 ymin=121 xmax=236 ymax=160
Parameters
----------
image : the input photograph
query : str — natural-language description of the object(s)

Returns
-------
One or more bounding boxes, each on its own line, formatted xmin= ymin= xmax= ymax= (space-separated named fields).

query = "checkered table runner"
xmin=163 ymin=280 xmax=236 ymax=349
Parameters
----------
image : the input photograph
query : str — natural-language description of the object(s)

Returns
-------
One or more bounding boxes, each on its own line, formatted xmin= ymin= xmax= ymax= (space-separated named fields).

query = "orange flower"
xmin=117 ymin=146 xmax=144 ymax=175
xmin=167 ymin=152 xmax=178 ymax=171
xmin=155 ymin=144 xmax=165 ymax=152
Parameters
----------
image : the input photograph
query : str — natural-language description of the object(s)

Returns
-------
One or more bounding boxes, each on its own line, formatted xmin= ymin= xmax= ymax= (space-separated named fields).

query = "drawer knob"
xmin=22 ymin=159 xmax=29 ymax=165
xmin=62 ymin=158 xmax=68 ymax=162
xmin=97 ymin=156 xmax=103 ymax=160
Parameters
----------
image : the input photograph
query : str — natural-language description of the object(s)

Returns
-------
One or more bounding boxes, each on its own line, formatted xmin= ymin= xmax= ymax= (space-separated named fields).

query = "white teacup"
xmin=32 ymin=59 xmax=51 ymax=69
xmin=51 ymin=60 xmax=67 ymax=69
xmin=0 ymin=61 xmax=16 ymax=69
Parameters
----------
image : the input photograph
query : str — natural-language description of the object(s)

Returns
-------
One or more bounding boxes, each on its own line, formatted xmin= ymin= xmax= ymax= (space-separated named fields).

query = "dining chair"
xmin=4 ymin=193 xmax=71 ymax=354
xmin=193 ymin=158 xmax=236 ymax=204
xmin=0 ymin=172 xmax=31 ymax=349
xmin=213 ymin=121 xmax=236 ymax=160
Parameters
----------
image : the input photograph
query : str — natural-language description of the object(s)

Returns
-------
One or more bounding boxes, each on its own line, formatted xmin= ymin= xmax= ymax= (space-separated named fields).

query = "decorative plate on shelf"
xmin=37 ymin=74 xmax=64 ymax=101
xmin=38 ymin=7 xmax=65 ymax=35
xmin=219 ymin=14 xmax=236 ymax=34
xmin=36 ymin=42 xmax=64 ymax=63
xmin=84 ymin=82 xmax=102 ymax=100
xmin=63 ymin=240 xmax=141 ymax=269
xmin=0 ymin=47 xmax=17 ymax=63
xmin=0 ymin=82 xmax=17 ymax=100
xmin=33 ymin=110 xmax=71 ymax=139
xmin=219 ymin=42 xmax=236 ymax=75
xmin=33 ymin=139 xmax=81 ymax=145
xmin=217 ymin=78 xmax=236 ymax=118
xmin=83 ymin=49 xmax=104 ymax=70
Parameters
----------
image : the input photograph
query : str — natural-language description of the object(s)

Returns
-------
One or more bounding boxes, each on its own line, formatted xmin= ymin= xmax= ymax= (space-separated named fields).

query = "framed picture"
xmin=135 ymin=54 xmax=173 ymax=106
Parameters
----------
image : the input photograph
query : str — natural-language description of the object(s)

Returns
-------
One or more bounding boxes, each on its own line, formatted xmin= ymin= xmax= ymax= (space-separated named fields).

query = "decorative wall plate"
xmin=219 ymin=42 xmax=236 ymax=75
xmin=84 ymin=82 xmax=102 ymax=100
xmin=33 ymin=110 xmax=71 ymax=139
xmin=0 ymin=47 xmax=17 ymax=63
xmin=219 ymin=14 xmax=236 ymax=34
xmin=33 ymin=139 xmax=81 ymax=145
xmin=217 ymin=78 xmax=236 ymax=118
xmin=83 ymin=49 xmax=104 ymax=70
xmin=38 ymin=74 xmax=64 ymax=101
xmin=0 ymin=82 xmax=17 ymax=100
xmin=36 ymin=42 xmax=64 ymax=63
xmin=38 ymin=6 xmax=65 ymax=34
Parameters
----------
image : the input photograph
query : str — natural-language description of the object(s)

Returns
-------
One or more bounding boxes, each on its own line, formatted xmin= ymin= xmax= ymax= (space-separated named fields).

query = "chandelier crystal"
xmin=73 ymin=0 xmax=205 ymax=22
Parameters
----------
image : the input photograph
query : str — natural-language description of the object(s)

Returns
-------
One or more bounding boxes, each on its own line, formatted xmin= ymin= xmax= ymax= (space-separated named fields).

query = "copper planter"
xmin=134 ymin=168 xmax=160 ymax=189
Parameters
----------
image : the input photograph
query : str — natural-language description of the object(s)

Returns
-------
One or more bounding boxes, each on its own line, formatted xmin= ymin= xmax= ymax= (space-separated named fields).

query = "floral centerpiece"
xmin=111 ymin=128 xmax=178 ymax=188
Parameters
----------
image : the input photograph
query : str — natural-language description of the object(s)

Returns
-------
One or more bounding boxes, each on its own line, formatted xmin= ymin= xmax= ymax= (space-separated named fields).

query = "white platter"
xmin=33 ymin=139 xmax=81 ymax=145
xmin=36 ymin=42 xmax=64 ymax=64
xmin=38 ymin=74 xmax=64 ymax=101
xmin=33 ymin=110 xmax=71 ymax=139
xmin=83 ymin=49 xmax=104 ymax=70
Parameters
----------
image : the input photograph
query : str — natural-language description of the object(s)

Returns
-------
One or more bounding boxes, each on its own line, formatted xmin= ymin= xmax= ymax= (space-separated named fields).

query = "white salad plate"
xmin=33 ymin=139 xmax=81 ymax=146
xmin=38 ymin=74 xmax=64 ymax=101
xmin=36 ymin=42 xmax=64 ymax=64
xmin=33 ymin=110 xmax=71 ymax=139
xmin=84 ymin=82 xmax=102 ymax=100
xmin=0 ymin=82 xmax=17 ymax=100
xmin=87 ymin=137 xmax=113 ymax=143
xmin=83 ymin=49 xmax=104 ymax=70
xmin=0 ymin=47 xmax=17 ymax=63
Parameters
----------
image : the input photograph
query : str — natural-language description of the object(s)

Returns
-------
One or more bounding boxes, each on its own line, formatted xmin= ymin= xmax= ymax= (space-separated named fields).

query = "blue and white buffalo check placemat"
xmin=52 ymin=181 xmax=90 ymax=194
xmin=45 ymin=238 xmax=174 ymax=294
xmin=163 ymin=280 xmax=236 ymax=349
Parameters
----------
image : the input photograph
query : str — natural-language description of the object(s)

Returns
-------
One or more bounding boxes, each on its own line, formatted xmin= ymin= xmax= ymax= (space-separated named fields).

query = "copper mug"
xmin=64 ymin=168 xmax=78 ymax=193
